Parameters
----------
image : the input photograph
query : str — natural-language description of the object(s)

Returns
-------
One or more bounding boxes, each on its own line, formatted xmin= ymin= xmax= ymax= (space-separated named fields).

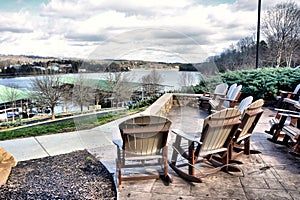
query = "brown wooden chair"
xmin=113 ymin=115 xmax=172 ymax=187
xmin=169 ymin=108 xmax=241 ymax=182
xmin=282 ymin=125 xmax=300 ymax=156
xmin=275 ymin=83 xmax=300 ymax=108
xmin=266 ymin=107 xmax=299 ymax=143
xmin=268 ymin=110 xmax=300 ymax=146
xmin=230 ymin=99 xmax=264 ymax=161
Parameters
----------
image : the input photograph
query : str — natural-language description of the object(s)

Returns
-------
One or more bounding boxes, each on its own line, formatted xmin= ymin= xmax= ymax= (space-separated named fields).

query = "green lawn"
xmin=0 ymin=108 xmax=145 ymax=141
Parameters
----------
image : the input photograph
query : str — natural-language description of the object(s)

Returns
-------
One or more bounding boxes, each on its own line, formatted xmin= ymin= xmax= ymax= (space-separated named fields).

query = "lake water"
xmin=0 ymin=70 xmax=202 ymax=91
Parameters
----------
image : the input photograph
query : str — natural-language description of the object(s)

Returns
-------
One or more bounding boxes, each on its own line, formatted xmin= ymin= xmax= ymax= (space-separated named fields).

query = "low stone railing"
xmin=142 ymin=93 xmax=173 ymax=117
xmin=142 ymin=93 xmax=202 ymax=117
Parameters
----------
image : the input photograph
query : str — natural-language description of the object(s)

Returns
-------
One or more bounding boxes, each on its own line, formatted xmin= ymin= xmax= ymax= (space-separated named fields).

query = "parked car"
xmin=6 ymin=109 xmax=19 ymax=118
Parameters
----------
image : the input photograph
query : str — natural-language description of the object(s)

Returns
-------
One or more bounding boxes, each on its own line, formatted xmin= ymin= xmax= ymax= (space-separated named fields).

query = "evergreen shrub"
xmin=193 ymin=67 xmax=300 ymax=100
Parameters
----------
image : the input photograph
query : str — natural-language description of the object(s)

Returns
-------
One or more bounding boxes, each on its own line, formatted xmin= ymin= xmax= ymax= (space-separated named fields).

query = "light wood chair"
xmin=230 ymin=99 xmax=264 ymax=160
xmin=209 ymin=85 xmax=242 ymax=113
xmin=169 ymin=108 xmax=241 ymax=182
xmin=113 ymin=115 xmax=172 ymax=187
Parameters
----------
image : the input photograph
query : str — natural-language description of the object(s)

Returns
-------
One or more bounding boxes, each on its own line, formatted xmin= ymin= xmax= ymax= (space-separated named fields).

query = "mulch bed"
xmin=0 ymin=150 xmax=117 ymax=199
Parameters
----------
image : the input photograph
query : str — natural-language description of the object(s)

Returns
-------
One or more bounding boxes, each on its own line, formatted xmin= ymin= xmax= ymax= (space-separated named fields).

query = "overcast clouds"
xmin=0 ymin=0 xmax=284 ymax=63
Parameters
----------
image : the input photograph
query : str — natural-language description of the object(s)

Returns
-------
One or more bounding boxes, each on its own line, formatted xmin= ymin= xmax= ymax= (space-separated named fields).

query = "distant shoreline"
xmin=130 ymin=68 xmax=178 ymax=71
xmin=0 ymin=68 xmax=182 ymax=79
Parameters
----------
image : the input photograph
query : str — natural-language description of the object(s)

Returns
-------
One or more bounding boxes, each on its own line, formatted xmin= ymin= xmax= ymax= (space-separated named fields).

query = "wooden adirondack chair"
xmin=230 ymin=99 xmax=264 ymax=160
xmin=113 ymin=115 xmax=172 ymax=187
xmin=169 ymin=108 xmax=241 ymax=182
xmin=275 ymin=83 xmax=300 ymax=108
xmin=209 ymin=85 xmax=242 ymax=113
xmin=198 ymin=83 xmax=228 ymax=107
xmin=237 ymin=96 xmax=253 ymax=114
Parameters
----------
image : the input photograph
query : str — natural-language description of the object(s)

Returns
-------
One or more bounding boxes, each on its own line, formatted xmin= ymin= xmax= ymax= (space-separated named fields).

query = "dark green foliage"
xmin=193 ymin=67 xmax=300 ymax=101
xmin=128 ymin=94 xmax=161 ymax=109
xmin=220 ymin=68 xmax=300 ymax=100
xmin=0 ymin=119 xmax=22 ymax=129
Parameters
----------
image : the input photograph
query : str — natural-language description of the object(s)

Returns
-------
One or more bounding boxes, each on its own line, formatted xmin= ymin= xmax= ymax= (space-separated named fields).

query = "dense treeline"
xmin=0 ymin=59 xmax=82 ymax=76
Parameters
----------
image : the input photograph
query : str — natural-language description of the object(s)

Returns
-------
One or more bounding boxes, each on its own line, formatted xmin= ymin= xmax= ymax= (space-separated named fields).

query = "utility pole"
xmin=256 ymin=0 xmax=262 ymax=69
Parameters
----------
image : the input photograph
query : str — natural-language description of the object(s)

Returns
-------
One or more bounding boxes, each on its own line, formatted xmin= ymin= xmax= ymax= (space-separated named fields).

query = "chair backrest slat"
xmin=222 ymin=85 xmax=242 ymax=108
xmin=119 ymin=115 xmax=171 ymax=156
xmin=226 ymin=83 xmax=237 ymax=98
xmin=237 ymin=96 xmax=253 ymax=114
xmin=236 ymin=99 xmax=264 ymax=141
xmin=214 ymin=83 xmax=228 ymax=94
xmin=293 ymin=84 xmax=300 ymax=94
xmin=200 ymin=108 xmax=241 ymax=153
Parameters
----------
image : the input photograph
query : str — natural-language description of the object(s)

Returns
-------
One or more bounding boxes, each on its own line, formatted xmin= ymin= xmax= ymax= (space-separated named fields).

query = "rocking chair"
xmin=169 ymin=108 xmax=241 ymax=182
xmin=230 ymin=99 xmax=264 ymax=161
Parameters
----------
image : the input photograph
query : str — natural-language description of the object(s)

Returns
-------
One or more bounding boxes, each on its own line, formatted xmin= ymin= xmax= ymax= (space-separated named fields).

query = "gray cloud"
xmin=0 ymin=26 xmax=32 ymax=33
xmin=231 ymin=0 xmax=258 ymax=12
xmin=0 ymin=0 xmax=285 ymax=61
xmin=65 ymin=32 xmax=107 ymax=42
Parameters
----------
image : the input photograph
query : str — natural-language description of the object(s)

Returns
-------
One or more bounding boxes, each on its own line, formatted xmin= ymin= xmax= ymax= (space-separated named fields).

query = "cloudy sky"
xmin=0 ymin=0 xmax=284 ymax=63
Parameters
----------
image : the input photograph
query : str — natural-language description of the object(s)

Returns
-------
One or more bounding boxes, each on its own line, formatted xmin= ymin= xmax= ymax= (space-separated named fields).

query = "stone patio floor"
xmin=104 ymin=106 xmax=300 ymax=200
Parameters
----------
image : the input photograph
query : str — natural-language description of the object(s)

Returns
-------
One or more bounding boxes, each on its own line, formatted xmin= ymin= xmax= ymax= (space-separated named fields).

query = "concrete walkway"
xmin=0 ymin=106 xmax=300 ymax=199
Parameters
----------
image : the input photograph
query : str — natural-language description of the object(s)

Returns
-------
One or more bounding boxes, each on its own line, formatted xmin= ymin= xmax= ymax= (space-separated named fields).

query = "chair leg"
xmin=171 ymin=136 xmax=182 ymax=165
xmin=244 ymin=138 xmax=250 ymax=155
xmin=267 ymin=129 xmax=285 ymax=145
xmin=162 ymin=151 xmax=173 ymax=185
xmin=244 ymin=138 xmax=261 ymax=155
xmin=188 ymin=141 xmax=195 ymax=176
xmin=116 ymin=159 xmax=121 ymax=186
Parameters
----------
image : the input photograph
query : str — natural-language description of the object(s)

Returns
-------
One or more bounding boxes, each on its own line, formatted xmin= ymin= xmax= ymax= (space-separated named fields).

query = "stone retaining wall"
xmin=143 ymin=93 xmax=202 ymax=117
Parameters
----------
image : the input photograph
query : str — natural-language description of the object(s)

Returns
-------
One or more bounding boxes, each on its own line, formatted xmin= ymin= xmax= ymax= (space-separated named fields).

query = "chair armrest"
xmin=219 ymin=97 xmax=237 ymax=102
xmin=212 ymin=93 xmax=226 ymax=99
xmin=203 ymin=91 xmax=210 ymax=96
xmin=112 ymin=139 xmax=123 ymax=148
xmin=172 ymin=129 xmax=201 ymax=143
xmin=283 ymin=98 xmax=299 ymax=104
xmin=213 ymin=92 xmax=226 ymax=97
xmin=278 ymin=113 xmax=300 ymax=118
xmin=279 ymin=90 xmax=293 ymax=95
xmin=275 ymin=108 xmax=300 ymax=115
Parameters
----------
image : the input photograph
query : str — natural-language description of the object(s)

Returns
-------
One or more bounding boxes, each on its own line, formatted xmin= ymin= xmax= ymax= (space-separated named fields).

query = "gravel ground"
xmin=0 ymin=150 xmax=117 ymax=200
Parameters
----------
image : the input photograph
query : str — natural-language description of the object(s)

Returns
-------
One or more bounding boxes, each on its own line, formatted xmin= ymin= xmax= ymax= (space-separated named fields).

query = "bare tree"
xmin=3 ymin=84 xmax=21 ymax=122
xmin=179 ymin=72 xmax=195 ymax=92
xmin=60 ymin=83 xmax=73 ymax=113
xmin=72 ymin=74 xmax=97 ymax=113
xmin=141 ymin=70 xmax=163 ymax=97
xmin=262 ymin=1 xmax=300 ymax=67
xmin=31 ymin=74 xmax=63 ymax=120
xmin=106 ymin=72 xmax=133 ymax=108
xmin=236 ymin=35 xmax=256 ymax=69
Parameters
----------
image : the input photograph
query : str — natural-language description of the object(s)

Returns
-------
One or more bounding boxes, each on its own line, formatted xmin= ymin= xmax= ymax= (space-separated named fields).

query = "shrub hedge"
xmin=193 ymin=67 xmax=300 ymax=101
